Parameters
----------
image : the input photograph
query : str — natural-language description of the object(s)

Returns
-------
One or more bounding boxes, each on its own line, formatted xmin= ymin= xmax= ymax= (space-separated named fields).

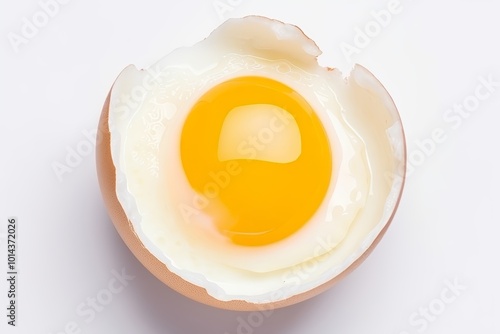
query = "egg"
xmin=96 ymin=16 xmax=406 ymax=310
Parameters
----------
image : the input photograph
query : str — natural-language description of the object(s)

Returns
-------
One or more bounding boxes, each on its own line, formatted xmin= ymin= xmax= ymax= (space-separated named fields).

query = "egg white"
xmin=108 ymin=16 xmax=405 ymax=302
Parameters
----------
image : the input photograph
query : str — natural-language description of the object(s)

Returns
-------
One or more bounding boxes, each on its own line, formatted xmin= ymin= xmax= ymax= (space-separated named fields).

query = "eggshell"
xmin=96 ymin=16 xmax=407 ymax=310
xmin=97 ymin=90 xmax=405 ymax=311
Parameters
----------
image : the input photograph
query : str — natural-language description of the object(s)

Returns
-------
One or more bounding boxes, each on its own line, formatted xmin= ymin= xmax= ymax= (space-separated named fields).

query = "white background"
xmin=1 ymin=0 xmax=499 ymax=333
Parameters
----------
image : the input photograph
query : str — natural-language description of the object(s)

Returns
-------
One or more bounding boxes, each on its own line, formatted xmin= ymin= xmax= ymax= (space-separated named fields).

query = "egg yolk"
xmin=180 ymin=76 xmax=332 ymax=246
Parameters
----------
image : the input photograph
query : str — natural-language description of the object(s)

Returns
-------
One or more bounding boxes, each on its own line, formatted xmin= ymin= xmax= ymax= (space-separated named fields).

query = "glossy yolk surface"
xmin=180 ymin=76 xmax=332 ymax=246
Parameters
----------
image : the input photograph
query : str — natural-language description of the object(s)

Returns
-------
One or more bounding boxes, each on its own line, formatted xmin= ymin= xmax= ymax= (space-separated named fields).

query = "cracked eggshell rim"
xmin=96 ymin=70 xmax=407 ymax=312
xmin=96 ymin=15 xmax=407 ymax=311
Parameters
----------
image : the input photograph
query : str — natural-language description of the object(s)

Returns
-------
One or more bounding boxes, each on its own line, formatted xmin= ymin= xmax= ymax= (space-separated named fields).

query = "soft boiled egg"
xmin=96 ymin=16 xmax=406 ymax=310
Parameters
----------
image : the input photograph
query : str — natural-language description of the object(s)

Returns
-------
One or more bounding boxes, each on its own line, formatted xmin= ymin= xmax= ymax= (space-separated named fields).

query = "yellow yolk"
xmin=180 ymin=76 xmax=332 ymax=246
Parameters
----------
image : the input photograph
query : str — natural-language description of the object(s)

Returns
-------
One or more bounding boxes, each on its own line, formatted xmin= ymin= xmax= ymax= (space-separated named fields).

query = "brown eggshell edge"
xmin=96 ymin=83 xmax=407 ymax=311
